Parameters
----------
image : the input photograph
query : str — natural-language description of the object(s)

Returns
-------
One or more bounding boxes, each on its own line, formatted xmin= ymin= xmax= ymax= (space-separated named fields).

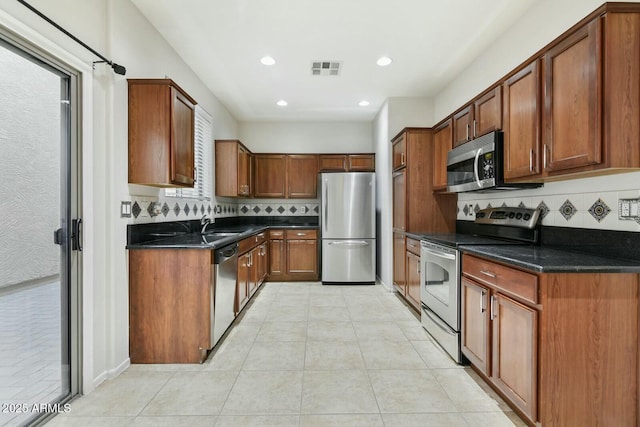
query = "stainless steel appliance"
xmin=420 ymin=207 xmax=540 ymax=362
xmin=212 ymin=242 xmax=238 ymax=347
xmin=447 ymin=131 xmax=542 ymax=193
xmin=320 ymin=172 xmax=376 ymax=284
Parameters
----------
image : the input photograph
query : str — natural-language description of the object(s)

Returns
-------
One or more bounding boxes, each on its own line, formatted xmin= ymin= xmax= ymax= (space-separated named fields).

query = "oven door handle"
xmin=421 ymin=306 xmax=456 ymax=336
xmin=473 ymin=147 xmax=483 ymax=188
xmin=423 ymin=249 xmax=456 ymax=260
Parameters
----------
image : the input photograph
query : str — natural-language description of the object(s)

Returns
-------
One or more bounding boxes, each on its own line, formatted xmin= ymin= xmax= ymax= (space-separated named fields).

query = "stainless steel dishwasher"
xmin=211 ymin=242 xmax=238 ymax=347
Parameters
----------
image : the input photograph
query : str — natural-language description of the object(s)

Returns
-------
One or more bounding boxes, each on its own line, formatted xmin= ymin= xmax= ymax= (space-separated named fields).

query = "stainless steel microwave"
xmin=446 ymin=131 xmax=542 ymax=193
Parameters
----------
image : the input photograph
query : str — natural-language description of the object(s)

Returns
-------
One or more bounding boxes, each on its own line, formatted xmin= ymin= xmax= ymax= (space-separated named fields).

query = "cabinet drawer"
xmin=406 ymin=237 xmax=420 ymax=255
xmin=239 ymin=232 xmax=267 ymax=254
xmin=285 ymin=229 xmax=317 ymax=240
xmin=463 ymin=254 xmax=538 ymax=305
xmin=270 ymin=229 xmax=284 ymax=239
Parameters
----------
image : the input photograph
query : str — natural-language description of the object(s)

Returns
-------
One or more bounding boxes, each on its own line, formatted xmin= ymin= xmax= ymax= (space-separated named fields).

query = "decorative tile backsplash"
xmin=126 ymin=197 xmax=318 ymax=224
xmin=458 ymin=189 xmax=638 ymax=231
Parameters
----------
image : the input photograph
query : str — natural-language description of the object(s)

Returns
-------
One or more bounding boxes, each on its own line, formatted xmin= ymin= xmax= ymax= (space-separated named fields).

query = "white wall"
xmin=0 ymin=0 xmax=239 ymax=392
xmin=239 ymin=121 xmax=373 ymax=153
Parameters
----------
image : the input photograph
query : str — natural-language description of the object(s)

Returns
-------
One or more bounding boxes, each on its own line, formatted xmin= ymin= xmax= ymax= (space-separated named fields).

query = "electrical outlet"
xmin=619 ymin=198 xmax=640 ymax=220
xmin=121 ymin=201 xmax=132 ymax=217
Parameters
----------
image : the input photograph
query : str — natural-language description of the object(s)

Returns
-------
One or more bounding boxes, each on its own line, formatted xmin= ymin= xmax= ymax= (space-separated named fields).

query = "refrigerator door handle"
xmin=327 ymin=240 xmax=369 ymax=246
xmin=323 ymin=178 xmax=328 ymax=230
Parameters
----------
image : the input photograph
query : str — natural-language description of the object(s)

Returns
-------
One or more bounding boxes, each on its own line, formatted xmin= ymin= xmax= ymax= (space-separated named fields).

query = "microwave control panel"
xmin=478 ymin=152 xmax=495 ymax=180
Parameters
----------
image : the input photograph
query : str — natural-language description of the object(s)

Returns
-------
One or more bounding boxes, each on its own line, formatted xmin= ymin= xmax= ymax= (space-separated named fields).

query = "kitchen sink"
xmin=204 ymin=231 xmax=241 ymax=237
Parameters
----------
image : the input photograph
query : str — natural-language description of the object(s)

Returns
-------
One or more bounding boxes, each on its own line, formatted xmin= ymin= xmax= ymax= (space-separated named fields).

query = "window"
xmin=165 ymin=105 xmax=213 ymax=199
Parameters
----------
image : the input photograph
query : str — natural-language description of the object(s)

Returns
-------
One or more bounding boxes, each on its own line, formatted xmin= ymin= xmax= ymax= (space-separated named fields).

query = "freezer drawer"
xmin=322 ymin=239 xmax=375 ymax=283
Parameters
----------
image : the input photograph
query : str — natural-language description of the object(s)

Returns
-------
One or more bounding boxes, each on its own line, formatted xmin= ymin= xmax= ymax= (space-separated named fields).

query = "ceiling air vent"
xmin=311 ymin=61 xmax=342 ymax=76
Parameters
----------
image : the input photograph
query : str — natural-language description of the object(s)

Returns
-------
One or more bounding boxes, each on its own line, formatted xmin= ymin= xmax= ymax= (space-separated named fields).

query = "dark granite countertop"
xmin=460 ymin=244 xmax=640 ymax=273
xmin=126 ymin=217 xmax=319 ymax=250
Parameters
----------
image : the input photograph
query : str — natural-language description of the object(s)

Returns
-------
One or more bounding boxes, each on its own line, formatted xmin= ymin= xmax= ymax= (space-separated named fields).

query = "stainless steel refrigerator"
xmin=320 ymin=172 xmax=376 ymax=284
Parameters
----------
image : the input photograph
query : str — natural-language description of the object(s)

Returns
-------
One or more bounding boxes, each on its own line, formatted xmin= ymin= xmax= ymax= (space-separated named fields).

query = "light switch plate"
xmin=121 ymin=201 xmax=132 ymax=218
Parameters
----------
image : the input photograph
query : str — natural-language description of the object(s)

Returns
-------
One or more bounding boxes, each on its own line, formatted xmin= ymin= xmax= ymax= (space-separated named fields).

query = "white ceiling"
xmin=131 ymin=0 xmax=536 ymax=122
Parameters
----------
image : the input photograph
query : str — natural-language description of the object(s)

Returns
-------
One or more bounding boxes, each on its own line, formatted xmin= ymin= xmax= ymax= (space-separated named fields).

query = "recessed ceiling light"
xmin=260 ymin=56 xmax=276 ymax=66
xmin=358 ymin=100 xmax=370 ymax=107
xmin=376 ymin=56 xmax=393 ymax=67
xmin=276 ymin=100 xmax=288 ymax=107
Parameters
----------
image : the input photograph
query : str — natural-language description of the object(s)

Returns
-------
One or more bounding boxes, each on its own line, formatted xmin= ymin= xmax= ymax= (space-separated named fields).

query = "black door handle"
xmin=72 ymin=219 xmax=82 ymax=251
xmin=54 ymin=228 xmax=64 ymax=245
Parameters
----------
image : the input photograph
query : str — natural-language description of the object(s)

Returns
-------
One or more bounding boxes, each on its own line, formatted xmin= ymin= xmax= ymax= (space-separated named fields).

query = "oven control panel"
xmin=474 ymin=207 xmax=540 ymax=229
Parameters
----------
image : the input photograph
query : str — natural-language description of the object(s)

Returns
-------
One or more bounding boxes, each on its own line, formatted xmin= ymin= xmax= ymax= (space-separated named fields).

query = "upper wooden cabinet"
xmin=318 ymin=154 xmax=375 ymax=172
xmin=392 ymin=134 xmax=407 ymax=170
xmin=286 ymin=155 xmax=318 ymax=198
xmin=254 ymin=154 xmax=318 ymax=198
xmin=215 ymin=140 xmax=252 ymax=197
xmin=254 ymin=154 xmax=286 ymax=198
xmin=128 ymin=79 xmax=196 ymax=187
xmin=452 ymin=86 xmax=503 ymax=148
xmin=503 ymin=61 xmax=542 ymax=180
xmin=433 ymin=119 xmax=452 ymax=191
xmin=542 ymin=17 xmax=601 ymax=174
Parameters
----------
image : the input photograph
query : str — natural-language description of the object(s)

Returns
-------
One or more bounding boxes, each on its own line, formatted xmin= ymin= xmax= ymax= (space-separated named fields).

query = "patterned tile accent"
xmin=161 ymin=202 xmax=170 ymax=217
xmin=277 ymin=206 xmax=285 ymax=214
xmin=474 ymin=204 xmax=480 ymax=214
xmin=588 ymin=198 xmax=611 ymax=222
xmin=240 ymin=205 xmax=249 ymax=214
xmin=147 ymin=202 xmax=158 ymax=217
xmin=463 ymin=205 xmax=469 ymax=216
xmin=559 ymin=199 xmax=577 ymax=221
xmin=518 ymin=201 xmax=526 ymax=208
xmin=501 ymin=202 xmax=508 ymax=208
xmin=265 ymin=206 xmax=273 ymax=214
xmin=253 ymin=206 xmax=261 ymax=214
xmin=132 ymin=201 xmax=141 ymax=219
xmin=183 ymin=203 xmax=190 ymax=216
xmin=537 ymin=201 xmax=549 ymax=219
xmin=314 ymin=206 xmax=319 ymax=214
xmin=290 ymin=206 xmax=297 ymax=214
xmin=173 ymin=203 xmax=181 ymax=216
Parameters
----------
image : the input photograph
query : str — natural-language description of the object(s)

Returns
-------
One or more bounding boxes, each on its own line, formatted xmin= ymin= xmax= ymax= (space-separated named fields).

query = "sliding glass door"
xmin=0 ymin=30 xmax=80 ymax=426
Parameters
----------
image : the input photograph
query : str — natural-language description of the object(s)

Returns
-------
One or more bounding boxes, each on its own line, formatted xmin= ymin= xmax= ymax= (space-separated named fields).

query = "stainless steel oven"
xmin=420 ymin=241 xmax=461 ymax=362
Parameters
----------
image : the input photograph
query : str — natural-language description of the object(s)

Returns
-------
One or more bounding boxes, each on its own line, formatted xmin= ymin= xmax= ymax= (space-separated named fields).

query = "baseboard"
xmin=91 ymin=358 xmax=130 ymax=391
xmin=376 ymin=275 xmax=394 ymax=292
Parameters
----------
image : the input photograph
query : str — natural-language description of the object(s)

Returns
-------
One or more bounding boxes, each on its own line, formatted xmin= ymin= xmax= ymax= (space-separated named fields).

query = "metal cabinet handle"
xmin=194 ymin=167 xmax=197 ymax=183
xmin=466 ymin=123 xmax=470 ymax=141
xmin=480 ymin=289 xmax=486 ymax=313
xmin=297 ymin=232 xmax=306 ymax=236
xmin=401 ymin=152 xmax=405 ymax=165
xmin=543 ymin=144 xmax=548 ymax=169
xmin=480 ymin=270 xmax=496 ymax=278
xmin=490 ymin=295 xmax=496 ymax=320
xmin=473 ymin=120 xmax=477 ymax=138
xmin=529 ymin=149 xmax=534 ymax=172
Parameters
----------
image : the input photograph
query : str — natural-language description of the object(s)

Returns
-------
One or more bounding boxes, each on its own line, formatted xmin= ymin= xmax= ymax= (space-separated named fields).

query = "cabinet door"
xmin=258 ymin=243 xmax=268 ymax=285
xmin=348 ymin=154 xmax=375 ymax=171
xmin=238 ymin=145 xmax=252 ymax=196
xmin=319 ymin=154 xmax=347 ymax=171
xmin=392 ymin=170 xmax=406 ymax=231
xmin=474 ymin=86 xmax=502 ymax=138
xmin=461 ymin=278 xmax=491 ymax=376
xmin=170 ymin=87 xmax=196 ymax=186
xmin=392 ymin=135 xmax=406 ymax=170
xmin=254 ymin=154 xmax=286 ymax=198
xmin=503 ymin=61 xmax=542 ymax=180
xmin=392 ymin=231 xmax=406 ymax=292
xmin=405 ymin=251 xmax=421 ymax=310
xmin=543 ymin=18 xmax=601 ymax=173
xmin=269 ymin=239 xmax=284 ymax=277
xmin=492 ymin=293 xmax=537 ymax=421
xmin=286 ymin=239 xmax=317 ymax=275
xmin=287 ymin=155 xmax=318 ymax=198
xmin=236 ymin=253 xmax=250 ymax=314
xmin=433 ymin=119 xmax=452 ymax=190
xmin=453 ymin=105 xmax=473 ymax=147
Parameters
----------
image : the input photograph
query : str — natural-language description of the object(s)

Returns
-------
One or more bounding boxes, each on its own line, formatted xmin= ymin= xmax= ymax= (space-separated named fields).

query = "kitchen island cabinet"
xmin=461 ymin=252 xmax=639 ymax=426
xmin=128 ymin=79 xmax=196 ymax=187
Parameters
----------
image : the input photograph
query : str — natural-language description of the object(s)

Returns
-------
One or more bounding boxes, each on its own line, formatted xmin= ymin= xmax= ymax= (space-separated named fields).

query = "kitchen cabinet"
xmin=286 ymin=155 xmax=318 ymax=198
xmin=461 ymin=252 xmax=639 ymax=425
xmin=285 ymin=229 xmax=318 ymax=280
xmin=318 ymin=154 xmax=375 ymax=172
xmin=268 ymin=229 xmax=285 ymax=277
xmin=404 ymin=237 xmax=421 ymax=311
xmin=128 ymin=79 xmax=196 ymax=187
xmin=267 ymin=229 xmax=318 ymax=281
xmin=503 ymin=60 xmax=542 ymax=180
xmin=433 ymin=118 xmax=452 ymax=191
xmin=215 ymin=140 xmax=253 ymax=197
xmin=452 ymin=86 xmax=502 ymax=147
xmin=254 ymin=154 xmax=318 ymax=198
xmin=254 ymin=154 xmax=286 ymax=198
xmin=236 ymin=232 xmax=267 ymax=314
xmin=542 ymin=18 xmax=600 ymax=174
xmin=129 ymin=249 xmax=211 ymax=363
xmin=391 ymin=128 xmax=456 ymax=306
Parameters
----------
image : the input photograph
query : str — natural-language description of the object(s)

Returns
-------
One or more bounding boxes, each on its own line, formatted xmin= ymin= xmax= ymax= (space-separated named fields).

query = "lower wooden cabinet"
xmin=236 ymin=233 xmax=268 ymax=315
xmin=405 ymin=249 xmax=421 ymax=310
xmin=462 ymin=253 xmax=639 ymax=425
xmin=394 ymin=235 xmax=420 ymax=312
xmin=267 ymin=229 xmax=318 ymax=281
xmin=129 ymin=249 xmax=212 ymax=364
xmin=392 ymin=231 xmax=405 ymax=293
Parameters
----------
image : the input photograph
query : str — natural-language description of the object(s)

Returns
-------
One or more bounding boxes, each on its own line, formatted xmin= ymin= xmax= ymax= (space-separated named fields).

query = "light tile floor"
xmin=0 ymin=280 xmax=63 ymax=427
xmin=47 ymin=282 xmax=526 ymax=426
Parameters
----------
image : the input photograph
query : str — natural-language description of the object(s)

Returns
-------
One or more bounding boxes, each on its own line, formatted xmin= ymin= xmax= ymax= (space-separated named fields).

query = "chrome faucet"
xmin=200 ymin=215 xmax=212 ymax=234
